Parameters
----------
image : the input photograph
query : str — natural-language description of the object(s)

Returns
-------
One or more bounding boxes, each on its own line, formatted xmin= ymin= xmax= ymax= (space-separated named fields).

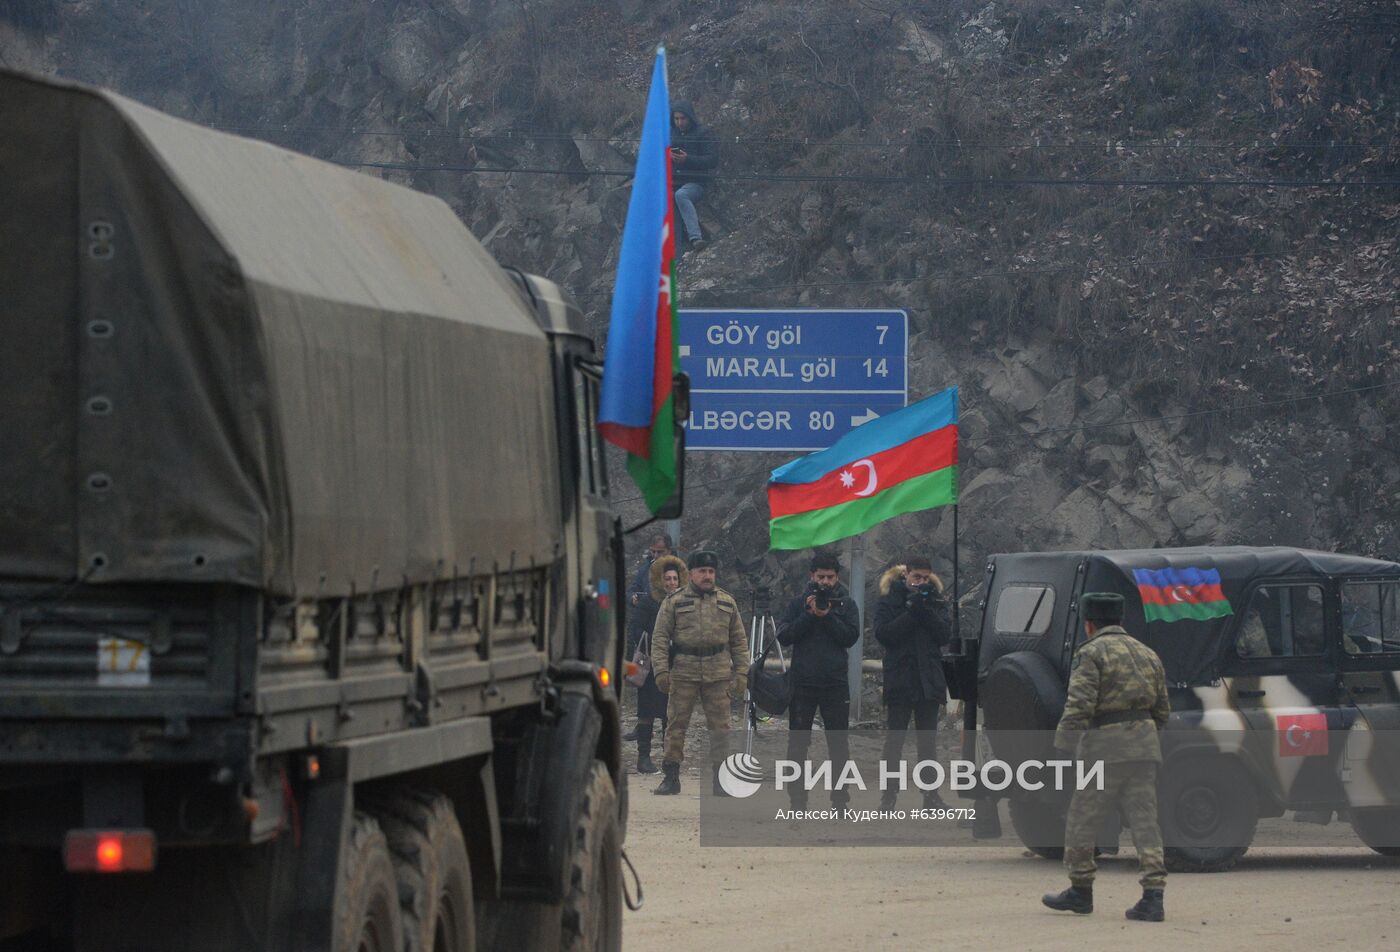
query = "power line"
xmin=611 ymin=379 xmax=1400 ymax=505
xmin=572 ymin=244 xmax=1380 ymax=300
xmin=225 ymin=122 xmax=1391 ymax=154
xmin=347 ymin=159 xmax=1400 ymax=188
xmin=582 ymin=266 xmax=1077 ymax=300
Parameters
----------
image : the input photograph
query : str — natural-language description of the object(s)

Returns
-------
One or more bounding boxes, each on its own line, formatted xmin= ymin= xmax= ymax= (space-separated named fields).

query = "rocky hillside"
xmin=4 ymin=0 xmax=1398 ymax=615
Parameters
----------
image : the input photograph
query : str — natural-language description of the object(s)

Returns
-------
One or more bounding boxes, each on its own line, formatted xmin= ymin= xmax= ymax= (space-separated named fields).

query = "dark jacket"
xmin=671 ymin=100 xmax=717 ymax=186
xmin=628 ymin=559 xmax=654 ymax=601
xmin=874 ymin=569 xmax=951 ymax=705
xmin=777 ymin=582 xmax=860 ymax=696
xmin=628 ymin=556 xmax=688 ymax=721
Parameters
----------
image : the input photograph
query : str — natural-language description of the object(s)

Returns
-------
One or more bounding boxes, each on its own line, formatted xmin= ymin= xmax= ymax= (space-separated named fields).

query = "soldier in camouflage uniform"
xmin=1043 ymin=593 xmax=1170 ymax=923
xmin=650 ymin=550 xmax=751 ymax=796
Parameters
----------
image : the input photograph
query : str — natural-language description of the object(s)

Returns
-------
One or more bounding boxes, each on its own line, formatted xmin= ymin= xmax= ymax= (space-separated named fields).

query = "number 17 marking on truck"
xmin=97 ymin=637 xmax=151 ymax=687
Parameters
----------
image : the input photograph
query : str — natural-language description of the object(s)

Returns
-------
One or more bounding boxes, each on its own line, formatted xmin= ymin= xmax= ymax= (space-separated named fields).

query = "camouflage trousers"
xmin=1064 ymin=760 xmax=1167 ymax=890
xmin=662 ymin=678 xmax=731 ymax=766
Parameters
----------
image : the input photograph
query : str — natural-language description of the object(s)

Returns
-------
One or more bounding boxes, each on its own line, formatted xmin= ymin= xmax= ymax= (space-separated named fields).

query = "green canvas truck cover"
xmin=0 ymin=69 xmax=562 ymax=597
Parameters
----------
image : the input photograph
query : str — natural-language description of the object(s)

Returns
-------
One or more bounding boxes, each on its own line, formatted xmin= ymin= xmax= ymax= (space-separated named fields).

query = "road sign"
xmin=678 ymin=309 xmax=907 ymax=451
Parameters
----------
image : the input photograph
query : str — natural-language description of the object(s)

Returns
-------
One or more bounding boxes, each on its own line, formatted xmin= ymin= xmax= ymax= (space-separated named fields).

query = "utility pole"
xmin=846 ymin=533 xmax=866 ymax=722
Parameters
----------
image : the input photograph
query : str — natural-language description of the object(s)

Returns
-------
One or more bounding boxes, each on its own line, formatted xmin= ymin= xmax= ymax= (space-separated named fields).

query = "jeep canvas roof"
xmin=983 ymin=546 xmax=1400 ymax=685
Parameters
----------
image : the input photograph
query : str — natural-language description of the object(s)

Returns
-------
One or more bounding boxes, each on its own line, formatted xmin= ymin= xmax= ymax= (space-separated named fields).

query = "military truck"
xmin=960 ymin=546 xmax=1400 ymax=871
xmin=0 ymin=69 xmax=677 ymax=951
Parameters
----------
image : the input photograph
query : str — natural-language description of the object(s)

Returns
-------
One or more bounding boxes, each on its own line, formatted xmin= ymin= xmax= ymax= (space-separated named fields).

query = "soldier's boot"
xmin=636 ymin=723 xmax=658 ymax=774
xmin=712 ymin=763 xmax=729 ymax=797
xmin=654 ymin=762 xmax=681 ymax=795
xmin=1041 ymin=885 xmax=1093 ymax=915
xmin=922 ymin=790 xmax=948 ymax=810
xmin=623 ymin=726 xmax=638 ymax=742
xmin=1125 ymin=889 xmax=1164 ymax=922
xmin=879 ymin=790 xmax=897 ymax=811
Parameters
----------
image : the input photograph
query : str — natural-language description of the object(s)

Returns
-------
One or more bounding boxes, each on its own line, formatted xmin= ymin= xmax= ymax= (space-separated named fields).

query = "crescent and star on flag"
xmin=1275 ymin=712 xmax=1328 ymax=757
xmin=837 ymin=459 xmax=879 ymax=497
xmin=659 ymin=220 xmax=673 ymax=305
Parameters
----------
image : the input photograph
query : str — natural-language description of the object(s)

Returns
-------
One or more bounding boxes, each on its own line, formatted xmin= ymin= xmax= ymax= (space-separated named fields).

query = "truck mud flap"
xmin=496 ymin=689 xmax=603 ymax=903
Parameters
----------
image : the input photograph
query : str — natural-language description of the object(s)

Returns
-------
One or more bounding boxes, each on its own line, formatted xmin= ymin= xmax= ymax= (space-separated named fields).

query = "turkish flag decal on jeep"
xmin=1277 ymin=712 xmax=1328 ymax=757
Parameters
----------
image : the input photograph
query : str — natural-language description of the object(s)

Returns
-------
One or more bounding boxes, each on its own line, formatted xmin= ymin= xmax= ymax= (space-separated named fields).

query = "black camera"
xmin=807 ymin=582 xmax=839 ymax=612
xmin=907 ymin=583 xmax=940 ymax=610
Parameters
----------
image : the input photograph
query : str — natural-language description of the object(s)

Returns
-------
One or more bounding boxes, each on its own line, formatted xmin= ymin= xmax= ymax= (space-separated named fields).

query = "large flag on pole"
xmin=767 ymin=387 xmax=959 ymax=550
xmin=598 ymin=48 xmax=679 ymax=514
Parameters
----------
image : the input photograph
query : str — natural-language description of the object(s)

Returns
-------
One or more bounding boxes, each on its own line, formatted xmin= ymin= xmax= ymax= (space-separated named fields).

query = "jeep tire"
xmin=1350 ymin=806 xmax=1400 ymax=857
xmin=1160 ymin=758 xmax=1257 ymax=873
xmin=1008 ymin=798 xmax=1066 ymax=860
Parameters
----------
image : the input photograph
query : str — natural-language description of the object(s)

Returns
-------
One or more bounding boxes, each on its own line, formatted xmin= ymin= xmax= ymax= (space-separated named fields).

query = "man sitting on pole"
xmin=875 ymin=556 xmax=952 ymax=810
xmin=777 ymin=552 xmax=860 ymax=810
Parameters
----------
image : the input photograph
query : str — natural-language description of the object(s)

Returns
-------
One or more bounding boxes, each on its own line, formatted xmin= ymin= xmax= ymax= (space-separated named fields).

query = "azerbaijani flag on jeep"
xmin=1131 ymin=567 xmax=1234 ymax=623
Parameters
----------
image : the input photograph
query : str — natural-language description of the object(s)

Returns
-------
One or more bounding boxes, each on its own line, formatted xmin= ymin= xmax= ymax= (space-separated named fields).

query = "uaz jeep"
xmin=964 ymin=546 xmax=1400 ymax=871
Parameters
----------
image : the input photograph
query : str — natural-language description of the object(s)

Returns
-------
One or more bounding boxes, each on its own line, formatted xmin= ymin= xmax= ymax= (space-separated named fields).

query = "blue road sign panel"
xmin=678 ymin=309 xmax=908 ymax=451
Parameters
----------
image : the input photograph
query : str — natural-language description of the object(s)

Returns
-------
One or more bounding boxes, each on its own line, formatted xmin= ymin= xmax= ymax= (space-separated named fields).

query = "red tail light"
xmin=63 ymin=829 xmax=157 ymax=873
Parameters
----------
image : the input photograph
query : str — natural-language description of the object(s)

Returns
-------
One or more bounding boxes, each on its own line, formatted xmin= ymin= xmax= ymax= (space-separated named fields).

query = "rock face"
xmin=4 ymin=0 xmax=1397 ymax=615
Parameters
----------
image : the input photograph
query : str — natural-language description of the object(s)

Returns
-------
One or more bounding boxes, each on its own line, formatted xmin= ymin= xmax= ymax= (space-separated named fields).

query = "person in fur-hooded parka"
xmin=626 ymin=555 xmax=687 ymax=773
xmin=874 ymin=557 xmax=952 ymax=808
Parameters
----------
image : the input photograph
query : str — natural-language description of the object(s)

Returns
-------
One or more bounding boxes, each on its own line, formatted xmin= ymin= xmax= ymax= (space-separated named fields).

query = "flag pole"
xmin=952 ymin=502 xmax=960 ymax=644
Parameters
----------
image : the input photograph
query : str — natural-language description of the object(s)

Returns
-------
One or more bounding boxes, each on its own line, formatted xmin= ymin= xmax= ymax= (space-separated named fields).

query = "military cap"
xmin=687 ymin=549 xmax=720 ymax=570
xmin=1080 ymin=592 xmax=1125 ymax=623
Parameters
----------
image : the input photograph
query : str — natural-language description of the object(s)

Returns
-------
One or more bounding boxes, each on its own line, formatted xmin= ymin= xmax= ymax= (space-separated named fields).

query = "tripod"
xmin=743 ymin=588 xmax=784 ymax=756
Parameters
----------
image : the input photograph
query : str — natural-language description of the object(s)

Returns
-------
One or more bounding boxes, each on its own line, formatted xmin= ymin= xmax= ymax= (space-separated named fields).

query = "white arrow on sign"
xmin=850 ymin=408 xmax=881 ymax=427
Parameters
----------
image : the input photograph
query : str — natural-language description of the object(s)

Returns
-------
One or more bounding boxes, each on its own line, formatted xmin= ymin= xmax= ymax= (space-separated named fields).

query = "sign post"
xmin=847 ymin=533 xmax=866 ymax=723
xmin=677 ymin=309 xmax=908 ymax=452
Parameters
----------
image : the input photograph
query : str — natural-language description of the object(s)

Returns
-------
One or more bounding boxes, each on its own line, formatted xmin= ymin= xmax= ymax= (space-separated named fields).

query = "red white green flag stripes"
xmin=597 ymin=49 xmax=679 ymax=514
xmin=1131 ymin=567 xmax=1234 ymax=623
xmin=767 ymin=387 xmax=959 ymax=550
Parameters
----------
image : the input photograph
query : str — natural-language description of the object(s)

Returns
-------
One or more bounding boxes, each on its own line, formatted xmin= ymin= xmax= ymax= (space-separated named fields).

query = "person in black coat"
xmin=874 ymin=556 xmax=952 ymax=809
xmin=777 ymin=551 xmax=861 ymax=808
xmin=627 ymin=555 xmax=687 ymax=773
xmin=670 ymin=101 xmax=718 ymax=251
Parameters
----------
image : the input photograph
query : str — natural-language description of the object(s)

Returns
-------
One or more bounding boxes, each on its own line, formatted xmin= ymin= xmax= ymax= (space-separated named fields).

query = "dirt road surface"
xmin=621 ymin=763 xmax=1400 ymax=951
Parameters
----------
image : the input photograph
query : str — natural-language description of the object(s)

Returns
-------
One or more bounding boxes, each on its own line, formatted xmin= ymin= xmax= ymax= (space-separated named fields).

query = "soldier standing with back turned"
xmin=1042 ymin=592 xmax=1170 ymax=922
xmin=650 ymin=550 xmax=751 ymax=796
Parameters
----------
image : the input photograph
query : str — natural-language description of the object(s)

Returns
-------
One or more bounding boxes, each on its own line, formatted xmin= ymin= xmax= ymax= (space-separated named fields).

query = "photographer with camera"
xmin=875 ymin=556 xmax=952 ymax=810
xmin=777 ymin=552 xmax=861 ymax=809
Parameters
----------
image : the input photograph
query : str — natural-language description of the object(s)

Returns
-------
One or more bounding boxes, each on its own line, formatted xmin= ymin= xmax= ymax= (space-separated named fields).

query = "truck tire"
xmin=337 ymin=812 xmax=405 ymax=952
xmin=561 ymin=762 xmax=622 ymax=952
xmin=1008 ymin=798 xmax=1066 ymax=860
xmin=1160 ymin=758 xmax=1256 ymax=873
xmin=376 ymin=791 xmax=475 ymax=952
xmin=1349 ymin=807 xmax=1400 ymax=857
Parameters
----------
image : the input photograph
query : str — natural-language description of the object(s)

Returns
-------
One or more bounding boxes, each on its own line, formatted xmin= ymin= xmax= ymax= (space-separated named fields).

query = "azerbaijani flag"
xmin=598 ymin=48 xmax=679 ymax=514
xmin=767 ymin=387 xmax=959 ymax=550
xmin=1131 ymin=567 xmax=1234 ymax=623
